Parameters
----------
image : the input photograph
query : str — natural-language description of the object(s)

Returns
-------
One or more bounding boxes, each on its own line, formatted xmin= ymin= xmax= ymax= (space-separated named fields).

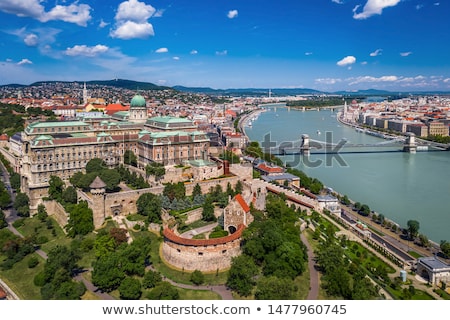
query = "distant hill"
xmin=173 ymin=86 xmax=324 ymax=96
xmin=25 ymin=79 xmax=170 ymax=91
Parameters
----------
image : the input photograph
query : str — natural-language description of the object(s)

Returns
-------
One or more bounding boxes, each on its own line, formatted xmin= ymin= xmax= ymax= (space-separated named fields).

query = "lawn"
xmin=0 ymin=252 xmax=45 ymax=299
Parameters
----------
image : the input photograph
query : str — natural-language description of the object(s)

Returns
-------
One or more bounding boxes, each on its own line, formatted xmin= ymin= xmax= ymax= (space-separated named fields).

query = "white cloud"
xmin=337 ymin=55 xmax=356 ymax=67
xmin=65 ymin=44 xmax=109 ymax=57
xmin=155 ymin=47 xmax=168 ymax=53
xmin=315 ymin=78 xmax=342 ymax=85
xmin=370 ymin=48 xmax=382 ymax=56
xmin=400 ymin=51 xmax=412 ymax=57
xmin=305 ymin=52 xmax=313 ymax=56
xmin=190 ymin=50 xmax=198 ymax=55
xmin=173 ymin=56 xmax=180 ymax=60
xmin=348 ymin=75 xmax=398 ymax=85
xmin=24 ymin=33 xmax=38 ymax=46
xmin=115 ymin=0 xmax=156 ymax=22
xmin=361 ymin=61 xmax=368 ymax=65
xmin=17 ymin=58 xmax=32 ymax=65
xmin=99 ymin=19 xmax=109 ymax=28
xmin=416 ymin=4 xmax=424 ymax=10
xmin=332 ymin=0 xmax=344 ymax=4
xmin=353 ymin=0 xmax=401 ymax=20
xmin=216 ymin=50 xmax=228 ymax=56
xmin=434 ymin=2 xmax=440 ymax=5
xmin=111 ymin=0 xmax=156 ymax=39
xmin=110 ymin=21 xmax=154 ymax=39
xmin=227 ymin=10 xmax=238 ymax=19
xmin=0 ymin=0 xmax=92 ymax=26
xmin=153 ymin=9 xmax=165 ymax=18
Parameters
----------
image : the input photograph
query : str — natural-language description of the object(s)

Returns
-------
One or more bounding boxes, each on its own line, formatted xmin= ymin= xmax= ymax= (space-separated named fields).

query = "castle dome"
xmin=130 ymin=94 xmax=146 ymax=109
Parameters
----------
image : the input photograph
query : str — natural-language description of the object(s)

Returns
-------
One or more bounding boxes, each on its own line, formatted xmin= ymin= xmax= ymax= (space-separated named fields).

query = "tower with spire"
xmin=83 ymin=82 xmax=88 ymax=105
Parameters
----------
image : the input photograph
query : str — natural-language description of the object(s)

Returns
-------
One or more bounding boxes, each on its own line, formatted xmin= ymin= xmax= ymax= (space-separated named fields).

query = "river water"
xmin=245 ymin=104 xmax=450 ymax=244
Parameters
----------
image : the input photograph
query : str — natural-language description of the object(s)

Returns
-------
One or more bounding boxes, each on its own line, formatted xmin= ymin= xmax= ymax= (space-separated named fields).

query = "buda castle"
xmin=8 ymin=94 xmax=212 ymax=211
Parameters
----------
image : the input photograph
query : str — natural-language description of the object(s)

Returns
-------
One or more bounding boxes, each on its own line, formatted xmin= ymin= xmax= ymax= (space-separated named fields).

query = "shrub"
xmin=27 ymin=256 xmax=39 ymax=268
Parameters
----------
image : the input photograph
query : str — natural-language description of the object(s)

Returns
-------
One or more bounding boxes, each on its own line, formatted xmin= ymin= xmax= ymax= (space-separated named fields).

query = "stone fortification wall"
xmin=104 ymin=186 xmax=164 ymax=216
xmin=43 ymin=200 xmax=68 ymax=231
xmin=161 ymin=225 xmax=245 ymax=272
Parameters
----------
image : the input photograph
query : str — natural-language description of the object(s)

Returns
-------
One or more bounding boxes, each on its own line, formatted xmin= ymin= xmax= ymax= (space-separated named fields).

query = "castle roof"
xmin=90 ymin=176 xmax=106 ymax=189
xmin=234 ymin=194 xmax=250 ymax=213
xmin=163 ymin=224 xmax=245 ymax=246
xmin=130 ymin=94 xmax=146 ymax=109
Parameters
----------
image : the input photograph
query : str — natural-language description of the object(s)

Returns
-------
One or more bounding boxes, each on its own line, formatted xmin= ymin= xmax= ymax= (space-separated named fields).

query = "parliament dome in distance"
xmin=130 ymin=94 xmax=146 ymax=109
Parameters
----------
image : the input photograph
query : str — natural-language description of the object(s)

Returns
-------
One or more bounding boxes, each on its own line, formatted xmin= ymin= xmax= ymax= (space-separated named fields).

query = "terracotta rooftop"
xmin=163 ymin=224 xmax=245 ymax=246
xmin=235 ymin=194 xmax=250 ymax=213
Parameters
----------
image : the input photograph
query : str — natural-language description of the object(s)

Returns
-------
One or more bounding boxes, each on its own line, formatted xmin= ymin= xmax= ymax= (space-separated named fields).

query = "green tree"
xmin=136 ymin=193 xmax=162 ymax=223
xmin=62 ymin=186 xmax=77 ymax=204
xmin=255 ymin=276 xmax=297 ymax=300
xmin=119 ymin=277 xmax=142 ymax=300
xmin=0 ymin=189 xmax=11 ymax=209
xmin=48 ymin=175 xmax=64 ymax=200
xmin=9 ymin=172 xmax=21 ymax=191
xmin=440 ymin=240 xmax=450 ymax=257
xmin=190 ymin=270 xmax=205 ymax=285
xmin=341 ymin=194 xmax=351 ymax=205
xmin=0 ymin=209 xmax=7 ymax=229
xmin=146 ymin=281 xmax=179 ymax=300
xmin=201 ymin=197 xmax=216 ymax=222
xmin=145 ymin=162 xmax=166 ymax=181
xmin=163 ymin=182 xmax=185 ymax=201
xmin=36 ymin=204 xmax=48 ymax=221
xmin=406 ymin=220 xmax=420 ymax=240
xmin=99 ymin=169 xmax=121 ymax=192
xmin=86 ymin=158 xmax=107 ymax=174
xmin=143 ymin=270 xmax=162 ymax=289
xmin=92 ymin=252 xmax=125 ymax=292
xmin=65 ymin=201 xmax=94 ymax=237
xmin=226 ymin=254 xmax=259 ymax=297
xmin=192 ymin=183 xmax=202 ymax=198
xmin=13 ymin=192 xmax=30 ymax=217
xmin=123 ymin=150 xmax=138 ymax=167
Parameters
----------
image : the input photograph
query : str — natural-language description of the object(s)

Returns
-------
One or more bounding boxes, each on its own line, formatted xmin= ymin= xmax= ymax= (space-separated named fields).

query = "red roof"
xmin=163 ymin=224 xmax=245 ymax=246
xmin=256 ymin=163 xmax=284 ymax=174
xmin=235 ymin=194 xmax=250 ymax=213
xmin=105 ymin=104 xmax=129 ymax=115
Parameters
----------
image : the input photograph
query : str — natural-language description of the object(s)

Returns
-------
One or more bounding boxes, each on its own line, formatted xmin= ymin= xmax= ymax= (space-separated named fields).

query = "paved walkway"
xmin=300 ymin=233 xmax=319 ymax=300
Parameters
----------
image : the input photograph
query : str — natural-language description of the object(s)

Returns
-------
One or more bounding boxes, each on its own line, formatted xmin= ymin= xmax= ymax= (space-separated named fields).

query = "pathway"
xmin=300 ymin=233 xmax=319 ymax=300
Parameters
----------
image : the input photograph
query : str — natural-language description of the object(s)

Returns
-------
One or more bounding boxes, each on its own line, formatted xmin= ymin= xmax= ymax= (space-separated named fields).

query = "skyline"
xmin=0 ymin=0 xmax=449 ymax=91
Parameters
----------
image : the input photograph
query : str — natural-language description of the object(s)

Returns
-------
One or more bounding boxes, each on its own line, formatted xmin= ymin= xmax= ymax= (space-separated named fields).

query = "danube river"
xmin=245 ymin=104 xmax=450 ymax=244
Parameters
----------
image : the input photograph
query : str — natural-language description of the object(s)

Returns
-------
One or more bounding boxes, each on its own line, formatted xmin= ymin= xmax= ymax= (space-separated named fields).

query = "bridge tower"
xmin=403 ymin=132 xmax=417 ymax=153
xmin=301 ymin=134 xmax=311 ymax=156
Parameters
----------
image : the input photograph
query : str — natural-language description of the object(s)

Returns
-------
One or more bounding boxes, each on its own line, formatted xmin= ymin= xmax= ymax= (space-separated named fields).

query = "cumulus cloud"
xmin=173 ymin=56 xmax=180 ymax=60
xmin=227 ymin=10 xmax=238 ymax=19
xmin=110 ymin=0 xmax=156 ymax=39
xmin=190 ymin=50 xmax=198 ymax=55
xmin=332 ymin=0 xmax=344 ymax=4
xmin=17 ymin=58 xmax=32 ymax=65
xmin=353 ymin=0 xmax=401 ymax=20
xmin=337 ymin=55 xmax=356 ymax=67
xmin=370 ymin=48 xmax=382 ymax=56
xmin=155 ymin=47 xmax=168 ymax=53
xmin=24 ymin=33 xmax=39 ymax=46
xmin=99 ymin=19 xmax=109 ymax=28
xmin=110 ymin=21 xmax=154 ymax=39
xmin=65 ymin=44 xmax=109 ymax=57
xmin=0 ymin=0 xmax=92 ymax=26
xmin=400 ymin=51 xmax=412 ymax=57
xmin=216 ymin=50 xmax=228 ymax=56
xmin=315 ymin=78 xmax=342 ymax=85
xmin=349 ymin=75 xmax=398 ymax=85
xmin=305 ymin=52 xmax=313 ymax=56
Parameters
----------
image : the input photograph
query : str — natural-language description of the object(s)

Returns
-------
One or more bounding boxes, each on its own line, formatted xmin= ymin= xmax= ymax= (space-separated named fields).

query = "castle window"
xmin=222 ymin=250 xmax=227 ymax=254
xmin=177 ymin=249 xmax=181 ymax=253
xmin=198 ymin=252 xmax=203 ymax=256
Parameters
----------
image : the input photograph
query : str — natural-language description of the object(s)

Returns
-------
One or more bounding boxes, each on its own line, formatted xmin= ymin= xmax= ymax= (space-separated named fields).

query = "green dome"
xmin=130 ymin=94 xmax=146 ymax=108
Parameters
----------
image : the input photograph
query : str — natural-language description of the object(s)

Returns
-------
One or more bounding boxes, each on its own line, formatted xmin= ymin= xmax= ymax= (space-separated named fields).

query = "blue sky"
xmin=0 ymin=0 xmax=449 ymax=92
